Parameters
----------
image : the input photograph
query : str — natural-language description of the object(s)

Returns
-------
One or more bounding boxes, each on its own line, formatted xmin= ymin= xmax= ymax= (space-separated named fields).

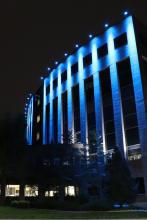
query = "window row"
xmin=45 ymin=33 xmax=128 ymax=93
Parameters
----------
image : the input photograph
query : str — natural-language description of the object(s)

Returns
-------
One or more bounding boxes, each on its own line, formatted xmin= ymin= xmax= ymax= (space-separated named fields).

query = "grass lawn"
xmin=0 ymin=207 xmax=147 ymax=219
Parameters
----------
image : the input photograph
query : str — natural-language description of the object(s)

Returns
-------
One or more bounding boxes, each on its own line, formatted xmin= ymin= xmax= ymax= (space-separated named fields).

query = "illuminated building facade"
xmin=26 ymin=15 xmax=147 ymax=196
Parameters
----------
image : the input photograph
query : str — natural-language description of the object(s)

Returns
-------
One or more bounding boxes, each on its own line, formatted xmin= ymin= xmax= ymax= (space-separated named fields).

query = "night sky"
xmin=0 ymin=0 xmax=147 ymax=118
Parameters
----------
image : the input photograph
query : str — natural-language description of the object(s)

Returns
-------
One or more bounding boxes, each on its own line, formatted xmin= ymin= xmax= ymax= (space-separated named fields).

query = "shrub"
xmin=11 ymin=200 xmax=30 ymax=208
xmin=81 ymin=198 xmax=113 ymax=211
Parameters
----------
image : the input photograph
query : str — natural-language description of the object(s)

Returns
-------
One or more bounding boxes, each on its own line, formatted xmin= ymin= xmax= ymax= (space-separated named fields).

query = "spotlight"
xmin=55 ymin=61 xmax=58 ymax=65
xmin=47 ymin=67 xmax=51 ymax=71
xmin=124 ymin=11 xmax=128 ymax=16
xmin=29 ymin=93 xmax=32 ymax=96
xmin=89 ymin=34 xmax=93 ymax=38
xmin=40 ymin=76 xmax=44 ymax=80
xmin=75 ymin=44 xmax=79 ymax=48
xmin=64 ymin=53 xmax=68 ymax=57
xmin=27 ymin=97 xmax=30 ymax=100
xmin=104 ymin=23 xmax=109 ymax=28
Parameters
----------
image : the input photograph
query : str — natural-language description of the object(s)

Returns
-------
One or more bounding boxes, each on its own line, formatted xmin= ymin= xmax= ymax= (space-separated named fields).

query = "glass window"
xmin=105 ymin=120 xmax=115 ymax=133
xmin=123 ymin=98 xmax=136 ymax=115
xmin=6 ymin=185 xmax=20 ymax=197
xmin=61 ymin=70 xmax=67 ymax=83
xmin=36 ymin=132 xmax=40 ymax=141
xmin=53 ymin=78 xmax=58 ymax=89
xmin=114 ymin=33 xmax=127 ymax=49
xmin=83 ymin=53 xmax=92 ymax=67
xmin=46 ymin=85 xmax=50 ymax=94
xmin=71 ymin=63 xmax=78 ymax=75
xmin=97 ymin=44 xmax=108 ymax=58
xmin=25 ymin=185 xmax=38 ymax=197
xmin=126 ymin=127 xmax=140 ymax=146
xmin=65 ymin=186 xmax=75 ymax=196
xmin=37 ymin=99 xmax=40 ymax=106
xmin=124 ymin=114 xmax=138 ymax=129
xmin=37 ymin=115 xmax=40 ymax=123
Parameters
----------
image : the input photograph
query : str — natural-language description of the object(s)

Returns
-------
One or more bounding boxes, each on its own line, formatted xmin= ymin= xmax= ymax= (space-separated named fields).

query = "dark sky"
xmin=0 ymin=0 xmax=147 ymax=118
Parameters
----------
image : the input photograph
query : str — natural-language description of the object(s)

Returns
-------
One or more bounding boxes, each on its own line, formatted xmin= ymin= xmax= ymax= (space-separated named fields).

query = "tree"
xmin=106 ymin=146 xmax=136 ymax=203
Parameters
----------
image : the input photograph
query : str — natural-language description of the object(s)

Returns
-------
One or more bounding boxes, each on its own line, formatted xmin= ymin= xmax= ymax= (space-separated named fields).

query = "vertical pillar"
xmin=27 ymin=97 xmax=34 ymax=145
xmin=126 ymin=16 xmax=147 ymax=153
xmin=67 ymin=60 xmax=74 ymax=138
xmin=58 ymin=68 xmax=62 ymax=143
xmin=43 ymin=79 xmax=47 ymax=144
xmin=107 ymin=32 xmax=126 ymax=157
xmin=78 ymin=51 xmax=88 ymax=144
xmin=49 ymin=73 xmax=54 ymax=143
xmin=30 ymin=97 xmax=34 ymax=145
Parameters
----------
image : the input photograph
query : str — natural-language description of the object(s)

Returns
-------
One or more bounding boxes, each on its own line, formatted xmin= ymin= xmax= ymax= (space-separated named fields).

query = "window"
xmin=65 ymin=186 xmax=75 ymax=196
xmin=61 ymin=70 xmax=67 ymax=83
xmin=37 ymin=99 xmax=40 ymax=106
xmin=100 ymin=68 xmax=116 ymax=149
xmin=114 ymin=33 xmax=127 ymax=49
xmin=123 ymin=98 xmax=136 ymax=115
xmin=25 ymin=185 xmax=38 ymax=197
xmin=36 ymin=132 xmax=40 ymax=141
xmin=71 ymin=63 xmax=78 ymax=75
xmin=97 ymin=44 xmax=108 ymax=58
xmin=126 ymin=128 xmax=140 ymax=146
xmin=53 ymin=78 xmax=58 ymax=89
xmin=46 ymin=85 xmax=50 ymax=94
xmin=6 ymin=185 xmax=20 ymax=197
xmin=83 ymin=53 xmax=92 ymax=67
xmin=124 ymin=114 xmax=138 ymax=129
xmin=37 ymin=115 xmax=40 ymax=123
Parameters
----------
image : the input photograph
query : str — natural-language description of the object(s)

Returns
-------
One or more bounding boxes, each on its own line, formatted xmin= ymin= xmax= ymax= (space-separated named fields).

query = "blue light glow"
xmin=47 ymin=67 xmax=51 ymax=71
xmin=29 ymin=93 xmax=32 ymax=96
xmin=55 ymin=61 xmax=58 ymax=65
xmin=27 ymin=97 xmax=29 ymax=100
xmin=40 ymin=76 xmax=44 ymax=80
xmin=26 ymin=96 xmax=34 ymax=145
xmin=34 ymin=15 xmax=147 ymax=158
xmin=124 ymin=11 xmax=128 ymax=16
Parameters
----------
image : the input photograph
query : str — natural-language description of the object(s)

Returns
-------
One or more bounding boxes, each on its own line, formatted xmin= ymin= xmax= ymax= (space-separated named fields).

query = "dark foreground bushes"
xmin=10 ymin=197 xmax=113 ymax=211
xmin=11 ymin=200 xmax=30 ymax=208
xmin=81 ymin=198 xmax=113 ymax=211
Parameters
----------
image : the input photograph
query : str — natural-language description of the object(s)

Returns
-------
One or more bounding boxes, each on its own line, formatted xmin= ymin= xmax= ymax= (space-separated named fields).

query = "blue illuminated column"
xmin=78 ymin=50 xmax=88 ymax=144
xmin=26 ymin=96 xmax=34 ymax=145
xmin=91 ymin=40 xmax=106 ymax=152
xmin=126 ymin=16 xmax=147 ymax=152
xmin=49 ymin=72 xmax=54 ymax=142
xmin=57 ymin=67 xmax=63 ymax=143
xmin=107 ymin=31 xmax=126 ymax=157
xmin=67 ymin=60 xmax=74 ymax=138
xmin=43 ymin=79 xmax=47 ymax=144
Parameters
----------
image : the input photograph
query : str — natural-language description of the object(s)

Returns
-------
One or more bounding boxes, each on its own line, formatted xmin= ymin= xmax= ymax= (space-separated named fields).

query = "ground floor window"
xmin=45 ymin=189 xmax=58 ymax=197
xmin=5 ymin=185 xmax=20 ymax=197
xmin=25 ymin=185 xmax=38 ymax=197
xmin=65 ymin=186 xmax=75 ymax=196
